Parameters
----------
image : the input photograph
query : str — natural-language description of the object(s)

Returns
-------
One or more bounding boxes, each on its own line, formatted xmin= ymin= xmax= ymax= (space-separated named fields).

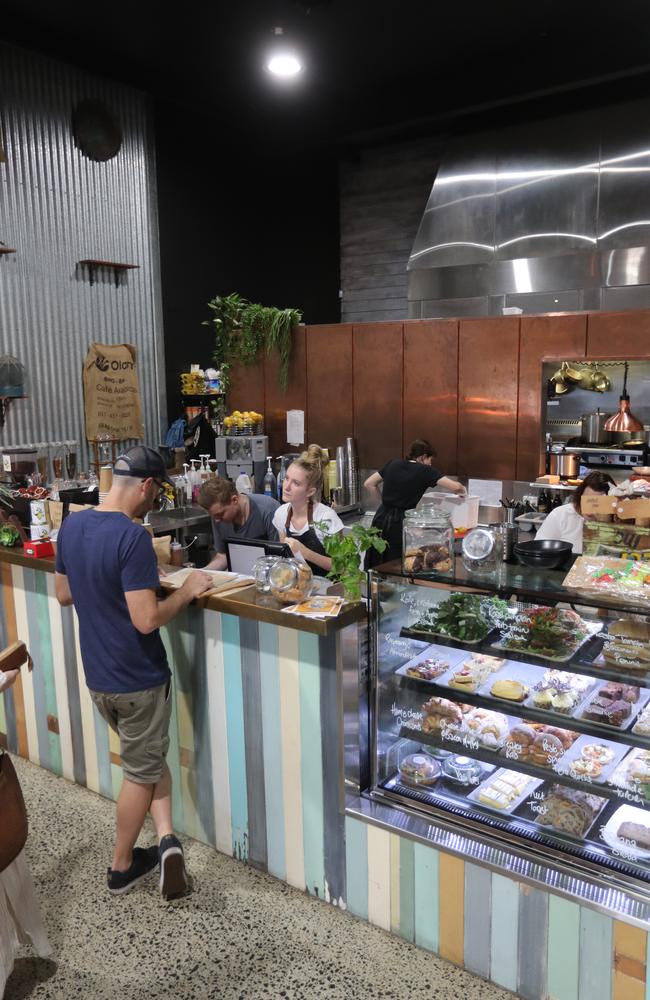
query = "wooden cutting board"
xmin=160 ymin=568 xmax=253 ymax=597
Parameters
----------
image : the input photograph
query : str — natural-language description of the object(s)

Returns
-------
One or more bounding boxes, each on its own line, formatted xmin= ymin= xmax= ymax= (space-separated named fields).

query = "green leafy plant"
xmin=0 ymin=522 xmax=19 ymax=547
xmin=203 ymin=293 xmax=302 ymax=391
xmin=315 ymin=520 xmax=387 ymax=603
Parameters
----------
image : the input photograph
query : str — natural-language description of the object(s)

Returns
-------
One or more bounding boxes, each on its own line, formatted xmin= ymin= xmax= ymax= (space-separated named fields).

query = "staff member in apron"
xmin=273 ymin=445 xmax=343 ymax=576
xmin=364 ymin=438 xmax=465 ymax=569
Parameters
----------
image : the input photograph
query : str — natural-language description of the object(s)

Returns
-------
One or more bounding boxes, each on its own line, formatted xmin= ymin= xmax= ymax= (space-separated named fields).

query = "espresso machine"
xmin=215 ymin=435 xmax=268 ymax=491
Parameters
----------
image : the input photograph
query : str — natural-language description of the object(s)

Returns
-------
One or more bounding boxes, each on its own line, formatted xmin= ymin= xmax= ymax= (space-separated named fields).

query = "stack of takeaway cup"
xmin=335 ymin=446 xmax=348 ymax=505
xmin=345 ymin=437 xmax=359 ymax=505
xmin=99 ymin=465 xmax=113 ymax=503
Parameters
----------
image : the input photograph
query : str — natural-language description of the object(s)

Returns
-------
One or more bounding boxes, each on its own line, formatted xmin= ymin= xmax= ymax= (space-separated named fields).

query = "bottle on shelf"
xmin=236 ymin=469 xmax=252 ymax=494
xmin=173 ymin=475 xmax=186 ymax=509
xmin=263 ymin=457 xmax=277 ymax=497
xmin=199 ymin=454 xmax=210 ymax=486
xmin=537 ymin=489 xmax=550 ymax=514
xmin=276 ymin=457 xmax=285 ymax=501
xmin=182 ymin=463 xmax=192 ymax=503
xmin=189 ymin=460 xmax=201 ymax=503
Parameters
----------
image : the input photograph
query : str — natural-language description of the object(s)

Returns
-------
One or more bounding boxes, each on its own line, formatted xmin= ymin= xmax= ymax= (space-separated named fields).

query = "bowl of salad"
xmin=493 ymin=606 xmax=591 ymax=662
xmin=409 ymin=593 xmax=511 ymax=645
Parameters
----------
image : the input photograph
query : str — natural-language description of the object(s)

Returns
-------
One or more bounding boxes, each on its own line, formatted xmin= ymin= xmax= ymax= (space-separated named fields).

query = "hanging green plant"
xmin=203 ymin=293 xmax=302 ymax=392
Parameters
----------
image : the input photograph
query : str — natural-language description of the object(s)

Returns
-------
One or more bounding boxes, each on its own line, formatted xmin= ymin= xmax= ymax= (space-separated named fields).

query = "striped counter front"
xmin=1 ymin=556 xmax=648 ymax=999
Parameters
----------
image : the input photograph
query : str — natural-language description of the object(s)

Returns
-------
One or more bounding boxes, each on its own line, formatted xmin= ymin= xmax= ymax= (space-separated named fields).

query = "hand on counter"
xmin=180 ymin=570 xmax=214 ymax=599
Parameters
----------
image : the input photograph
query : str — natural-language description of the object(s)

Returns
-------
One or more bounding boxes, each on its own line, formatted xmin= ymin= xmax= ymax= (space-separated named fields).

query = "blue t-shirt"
xmin=55 ymin=509 xmax=169 ymax=693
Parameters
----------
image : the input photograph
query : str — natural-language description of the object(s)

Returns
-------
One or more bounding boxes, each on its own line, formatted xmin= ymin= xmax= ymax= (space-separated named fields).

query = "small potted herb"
xmin=0 ymin=522 xmax=20 ymax=547
xmin=316 ymin=521 xmax=387 ymax=603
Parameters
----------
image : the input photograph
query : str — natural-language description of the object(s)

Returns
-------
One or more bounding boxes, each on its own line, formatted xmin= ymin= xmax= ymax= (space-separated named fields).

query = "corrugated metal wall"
xmin=0 ymin=42 xmax=165 ymax=472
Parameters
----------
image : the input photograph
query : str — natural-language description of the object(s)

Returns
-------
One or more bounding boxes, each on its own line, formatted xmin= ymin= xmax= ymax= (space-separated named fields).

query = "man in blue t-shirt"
xmin=55 ymin=446 xmax=212 ymax=899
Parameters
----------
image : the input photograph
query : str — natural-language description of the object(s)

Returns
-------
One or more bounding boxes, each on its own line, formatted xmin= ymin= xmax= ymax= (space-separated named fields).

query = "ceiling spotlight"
xmin=266 ymin=27 xmax=303 ymax=79
xmin=267 ymin=53 xmax=302 ymax=77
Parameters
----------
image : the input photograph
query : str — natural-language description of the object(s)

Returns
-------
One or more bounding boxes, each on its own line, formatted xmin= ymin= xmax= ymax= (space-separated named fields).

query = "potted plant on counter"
xmin=316 ymin=521 xmax=387 ymax=603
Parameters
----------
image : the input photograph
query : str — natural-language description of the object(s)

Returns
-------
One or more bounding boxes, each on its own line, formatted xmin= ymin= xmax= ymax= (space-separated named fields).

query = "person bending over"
xmin=364 ymin=438 xmax=465 ymax=568
xmin=535 ymin=471 xmax=615 ymax=553
xmin=199 ymin=477 xmax=280 ymax=571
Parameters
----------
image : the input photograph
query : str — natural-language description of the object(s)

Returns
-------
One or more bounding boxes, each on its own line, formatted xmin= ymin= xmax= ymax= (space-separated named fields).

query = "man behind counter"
xmin=198 ymin=477 xmax=280 ymax=570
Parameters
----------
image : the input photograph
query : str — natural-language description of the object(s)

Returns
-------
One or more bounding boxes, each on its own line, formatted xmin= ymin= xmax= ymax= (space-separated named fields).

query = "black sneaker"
xmin=107 ymin=845 xmax=159 ymax=895
xmin=159 ymin=834 xmax=188 ymax=900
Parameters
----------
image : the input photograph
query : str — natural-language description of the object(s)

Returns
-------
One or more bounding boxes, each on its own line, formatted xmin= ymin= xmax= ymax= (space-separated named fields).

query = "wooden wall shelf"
xmin=77 ymin=258 xmax=140 ymax=287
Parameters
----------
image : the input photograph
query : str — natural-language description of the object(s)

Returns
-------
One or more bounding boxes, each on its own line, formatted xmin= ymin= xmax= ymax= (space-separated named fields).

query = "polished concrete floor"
xmin=5 ymin=756 xmax=514 ymax=1000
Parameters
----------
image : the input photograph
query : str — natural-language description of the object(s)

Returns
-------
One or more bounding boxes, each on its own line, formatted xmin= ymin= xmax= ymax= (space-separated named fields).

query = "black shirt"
xmin=379 ymin=459 xmax=442 ymax=511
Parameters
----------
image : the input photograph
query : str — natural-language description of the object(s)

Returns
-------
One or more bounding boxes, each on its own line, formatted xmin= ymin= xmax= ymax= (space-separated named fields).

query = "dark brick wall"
xmin=339 ymin=138 xmax=442 ymax=323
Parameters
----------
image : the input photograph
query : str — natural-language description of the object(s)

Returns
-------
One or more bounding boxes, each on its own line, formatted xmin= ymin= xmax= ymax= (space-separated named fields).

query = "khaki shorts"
xmin=90 ymin=680 xmax=172 ymax=785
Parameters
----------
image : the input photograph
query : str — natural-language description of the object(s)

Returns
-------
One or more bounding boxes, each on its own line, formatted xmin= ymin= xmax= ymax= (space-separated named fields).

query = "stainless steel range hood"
xmin=408 ymin=98 xmax=650 ymax=318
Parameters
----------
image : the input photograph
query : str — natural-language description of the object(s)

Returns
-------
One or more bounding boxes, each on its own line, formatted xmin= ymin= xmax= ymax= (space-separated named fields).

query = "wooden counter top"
xmin=196 ymin=583 xmax=365 ymax=635
xmin=0 ymin=547 xmax=365 ymax=635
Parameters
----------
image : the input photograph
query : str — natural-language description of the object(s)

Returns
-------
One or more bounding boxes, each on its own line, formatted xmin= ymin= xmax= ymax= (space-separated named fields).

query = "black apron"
xmin=284 ymin=501 xmax=329 ymax=577
xmin=365 ymin=504 xmax=404 ymax=570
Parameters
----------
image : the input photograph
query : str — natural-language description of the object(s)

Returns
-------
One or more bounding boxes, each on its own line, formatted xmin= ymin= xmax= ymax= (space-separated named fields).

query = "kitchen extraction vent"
xmin=408 ymin=97 xmax=650 ymax=317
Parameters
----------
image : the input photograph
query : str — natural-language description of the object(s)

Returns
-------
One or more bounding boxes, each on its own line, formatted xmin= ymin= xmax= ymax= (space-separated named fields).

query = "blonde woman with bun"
xmin=272 ymin=445 xmax=344 ymax=576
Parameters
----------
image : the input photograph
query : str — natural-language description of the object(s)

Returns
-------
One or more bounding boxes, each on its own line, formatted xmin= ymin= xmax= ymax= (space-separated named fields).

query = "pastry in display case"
xmin=369 ymin=563 xmax=650 ymax=897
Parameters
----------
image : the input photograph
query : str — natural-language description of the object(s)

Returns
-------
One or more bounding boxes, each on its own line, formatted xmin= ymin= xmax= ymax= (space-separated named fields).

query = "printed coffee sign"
xmin=83 ymin=343 xmax=144 ymax=441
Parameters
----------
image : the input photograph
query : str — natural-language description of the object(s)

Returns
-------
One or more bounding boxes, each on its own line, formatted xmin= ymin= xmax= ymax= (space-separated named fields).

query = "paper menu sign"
xmin=282 ymin=596 xmax=344 ymax=618
xmin=286 ymin=410 xmax=305 ymax=446
xmin=468 ymin=479 xmax=502 ymax=507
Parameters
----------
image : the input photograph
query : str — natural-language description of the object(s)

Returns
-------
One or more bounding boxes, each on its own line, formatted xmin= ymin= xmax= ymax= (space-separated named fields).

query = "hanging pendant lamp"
xmin=604 ymin=361 xmax=644 ymax=435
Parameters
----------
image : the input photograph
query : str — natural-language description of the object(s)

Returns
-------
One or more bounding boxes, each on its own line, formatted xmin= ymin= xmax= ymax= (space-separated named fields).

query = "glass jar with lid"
xmin=253 ymin=555 xmax=281 ymax=594
xmin=402 ymin=509 xmax=453 ymax=576
xmin=268 ymin=557 xmax=314 ymax=603
xmin=0 ymin=446 xmax=38 ymax=486
xmin=461 ymin=526 xmax=497 ymax=574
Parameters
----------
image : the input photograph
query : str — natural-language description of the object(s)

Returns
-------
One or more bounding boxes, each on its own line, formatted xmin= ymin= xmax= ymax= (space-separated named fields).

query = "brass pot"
xmin=563 ymin=363 xmax=584 ymax=382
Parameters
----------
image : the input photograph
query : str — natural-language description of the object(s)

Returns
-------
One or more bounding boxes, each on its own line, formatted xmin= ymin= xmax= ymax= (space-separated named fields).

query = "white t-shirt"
xmin=273 ymin=502 xmax=344 ymax=562
xmin=534 ymin=503 xmax=584 ymax=553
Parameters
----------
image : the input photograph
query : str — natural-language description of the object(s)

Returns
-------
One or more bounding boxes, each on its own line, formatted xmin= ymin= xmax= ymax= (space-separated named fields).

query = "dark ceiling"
xmin=3 ymin=0 xmax=650 ymax=151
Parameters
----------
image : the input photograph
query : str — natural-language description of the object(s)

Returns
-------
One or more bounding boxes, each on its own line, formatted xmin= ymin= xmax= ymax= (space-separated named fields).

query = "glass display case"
xmin=369 ymin=560 xmax=650 ymax=899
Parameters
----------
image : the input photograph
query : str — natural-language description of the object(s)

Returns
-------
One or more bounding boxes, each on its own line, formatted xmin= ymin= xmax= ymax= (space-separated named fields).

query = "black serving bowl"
xmin=514 ymin=539 xmax=573 ymax=570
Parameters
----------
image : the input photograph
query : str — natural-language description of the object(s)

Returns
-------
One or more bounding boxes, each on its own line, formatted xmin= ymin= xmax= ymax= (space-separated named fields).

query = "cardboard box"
xmin=28 ymin=524 xmax=50 ymax=540
xmin=23 ymin=539 xmax=54 ymax=559
xmin=583 ymin=520 xmax=650 ymax=561
xmin=29 ymin=500 xmax=48 ymax=524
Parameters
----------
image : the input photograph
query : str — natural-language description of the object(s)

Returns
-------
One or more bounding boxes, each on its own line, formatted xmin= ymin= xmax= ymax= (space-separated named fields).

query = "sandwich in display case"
xmin=368 ymin=559 xmax=650 ymax=900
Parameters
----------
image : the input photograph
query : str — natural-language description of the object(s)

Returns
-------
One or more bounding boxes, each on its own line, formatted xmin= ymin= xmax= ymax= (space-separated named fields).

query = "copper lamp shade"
xmin=603 ymin=361 xmax=644 ymax=435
